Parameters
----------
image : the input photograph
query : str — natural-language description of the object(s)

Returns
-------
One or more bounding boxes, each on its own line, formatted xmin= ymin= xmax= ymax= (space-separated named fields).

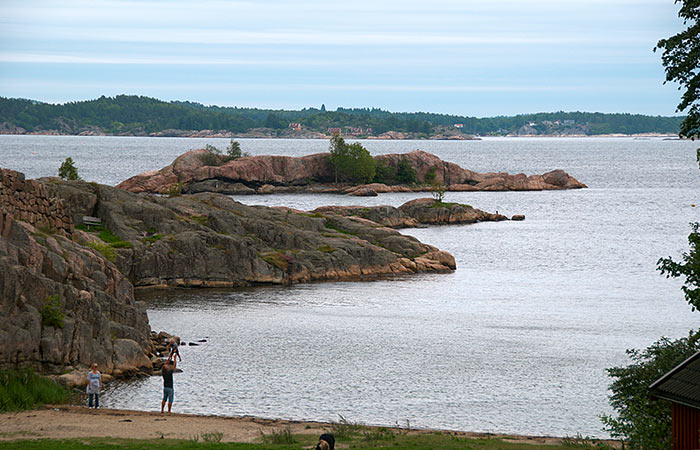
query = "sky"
xmin=0 ymin=0 xmax=690 ymax=117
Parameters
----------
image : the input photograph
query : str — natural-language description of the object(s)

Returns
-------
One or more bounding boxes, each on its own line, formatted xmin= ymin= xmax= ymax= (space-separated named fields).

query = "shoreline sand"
xmin=0 ymin=406 xmax=620 ymax=447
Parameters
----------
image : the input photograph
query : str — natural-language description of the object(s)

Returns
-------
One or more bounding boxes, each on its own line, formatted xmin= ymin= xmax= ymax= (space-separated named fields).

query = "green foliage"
xmin=601 ymin=330 xmax=700 ymax=449
xmin=658 ymin=222 xmax=700 ymax=311
xmin=317 ymin=245 xmax=335 ymax=253
xmin=258 ymin=426 xmax=296 ymax=444
xmin=199 ymin=432 xmax=223 ymax=443
xmin=189 ymin=215 xmax=209 ymax=226
xmin=655 ymin=0 xmax=700 ymax=139
xmin=260 ymin=252 xmax=293 ymax=271
xmin=87 ymin=240 xmax=117 ymax=263
xmin=58 ymin=157 xmax=81 ymax=181
xmin=328 ymin=414 xmax=364 ymax=439
xmin=167 ymin=183 xmax=182 ymax=198
xmin=40 ymin=294 xmax=64 ymax=329
xmin=226 ymin=139 xmax=248 ymax=160
xmin=373 ymin=159 xmax=397 ymax=184
xmin=424 ymin=167 xmax=437 ymax=185
xmin=0 ymin=368 xmax=70 ymax=412
xmin=561 ymin=434 xmax=614 ymax=449
xmin=396 ymin=157 xmax=417 ymax=184
xmin=96 ymin=229 xmax=133 ymax=248
xmin=328 ymin=135 xmax=376 ymax=183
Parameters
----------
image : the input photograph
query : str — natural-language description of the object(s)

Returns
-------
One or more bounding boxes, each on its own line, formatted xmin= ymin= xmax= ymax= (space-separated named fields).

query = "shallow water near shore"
xmin=2 ymin=135 xmax=700 ymax=437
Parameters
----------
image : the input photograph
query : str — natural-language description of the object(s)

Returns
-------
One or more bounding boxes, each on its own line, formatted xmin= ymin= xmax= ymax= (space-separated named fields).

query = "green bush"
xmin=373 ymin=159 xmax=397 ymax=184
xmin=88 ymin=241 xmax=117 ymax=263
xmin=601 ymin=330 xmax=700 ymax=449
xmin=167 ymin=183 xmax=182 ymax=198
xmin=40 ymin=294 xmax=65 ymax=329
xmin=58 ymin=157 xmax=81 ymax=181
xmin=328 ymin=135 xmax=376 ymax=184
xmin=396 ymin=157 xmax=417 ymax=184
xmin=199 ymin=151 xmax=222 ymax=167
xmin=0 ymin=368 xmax=70 ymax=412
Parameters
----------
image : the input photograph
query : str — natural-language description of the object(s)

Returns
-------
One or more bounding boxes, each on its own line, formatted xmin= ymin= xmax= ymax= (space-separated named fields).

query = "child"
xmin=167 ymin=337 xmax=181 ymax=362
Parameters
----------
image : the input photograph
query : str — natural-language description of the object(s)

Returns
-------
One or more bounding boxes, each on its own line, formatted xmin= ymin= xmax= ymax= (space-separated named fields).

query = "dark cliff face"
xmin=0 ymin=213 xmax=151 ymax=375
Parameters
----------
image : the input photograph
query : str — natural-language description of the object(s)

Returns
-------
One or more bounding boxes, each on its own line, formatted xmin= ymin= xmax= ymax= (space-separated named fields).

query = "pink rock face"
xmin=116 ymin=148 xmax=586 ymax=194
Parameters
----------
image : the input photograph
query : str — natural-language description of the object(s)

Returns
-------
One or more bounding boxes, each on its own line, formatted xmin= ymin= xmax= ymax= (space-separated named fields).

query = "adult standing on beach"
xmin=86 ymin=363 xmax=102 ymax=408
xmin=161 ymin=358 xmax=176 ymax=413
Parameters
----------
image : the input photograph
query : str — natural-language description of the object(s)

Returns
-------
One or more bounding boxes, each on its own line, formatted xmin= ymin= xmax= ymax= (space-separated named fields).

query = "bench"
xmin=82 ymin=216 xmax=102 ymax=230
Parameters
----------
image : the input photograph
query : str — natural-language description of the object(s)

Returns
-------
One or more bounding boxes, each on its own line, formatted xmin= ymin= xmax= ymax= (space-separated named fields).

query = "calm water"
xmin=2 ymin=135 xmax=699 ymax=437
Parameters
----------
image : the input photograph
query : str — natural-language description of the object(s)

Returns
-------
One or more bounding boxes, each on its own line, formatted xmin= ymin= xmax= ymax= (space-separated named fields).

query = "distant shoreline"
xmin=0 ymin=131 xmax=681 ymax=139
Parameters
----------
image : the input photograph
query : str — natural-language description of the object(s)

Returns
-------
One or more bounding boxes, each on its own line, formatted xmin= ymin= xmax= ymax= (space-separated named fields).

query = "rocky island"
xmin=116 ymin=149 xmax=587 ymax=196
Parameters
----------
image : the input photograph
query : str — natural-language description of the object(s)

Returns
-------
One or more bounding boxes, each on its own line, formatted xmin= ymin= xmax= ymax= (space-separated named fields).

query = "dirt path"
xmin=0 ymin=406 xmax=618 ymax=447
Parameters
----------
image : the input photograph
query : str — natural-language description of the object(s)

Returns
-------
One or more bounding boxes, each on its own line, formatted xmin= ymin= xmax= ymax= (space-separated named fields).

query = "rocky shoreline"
xmin=2 ymin=167 xmax=477 ymax=379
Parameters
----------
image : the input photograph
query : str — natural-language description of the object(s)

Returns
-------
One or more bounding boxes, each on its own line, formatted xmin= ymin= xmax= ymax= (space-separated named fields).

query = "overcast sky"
xmin=0 ymin=0 xmax=688 ymax=116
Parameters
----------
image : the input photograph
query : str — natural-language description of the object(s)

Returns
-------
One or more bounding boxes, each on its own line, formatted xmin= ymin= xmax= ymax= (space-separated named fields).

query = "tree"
xmin=58 ymin=157 xmax=81 ymax=180
xmin=226 ymin=139 xmax=249 ymax=160
xmin=328 ymin=135 xmax=375 ymax=184
xmin=655 ymin=0 xmax=700 ymax=140
xmin=602 ymin=4 xmax=700 ymax=446
xmin=658 ymin=222 xmax=700 ymax=311
xmin=601 ymin=331 xmax=700 ymax=449
xmin=396 ymin=157 xmax=417 ymax=184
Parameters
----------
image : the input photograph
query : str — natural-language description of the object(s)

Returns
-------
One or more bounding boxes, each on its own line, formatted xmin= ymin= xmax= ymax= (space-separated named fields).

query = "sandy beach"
xmin=0 ymin=406 xmax=619 ymax=446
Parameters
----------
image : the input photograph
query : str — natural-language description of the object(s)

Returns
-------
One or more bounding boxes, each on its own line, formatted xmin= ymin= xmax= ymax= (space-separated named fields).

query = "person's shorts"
xmin=163 ymin=387 xmax=174 ymax=403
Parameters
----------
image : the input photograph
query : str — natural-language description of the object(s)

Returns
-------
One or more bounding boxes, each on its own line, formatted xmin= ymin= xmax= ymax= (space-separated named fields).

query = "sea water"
xmin=1 ymin=135 xmax=699 ymax=437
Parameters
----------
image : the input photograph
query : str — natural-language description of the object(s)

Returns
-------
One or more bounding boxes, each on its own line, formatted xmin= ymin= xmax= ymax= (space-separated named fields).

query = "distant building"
xmin=454 ymin=123 xmax=464 ymax=128
xmin=650 ymin=350 xmax=700 ymax=450
xmin=365 ymin=127 xmax=373 ymax=135
xmin=562 ymin=120 xmax=575 ymax=126
xmin=327 ymin=127 xmax=342 ymax=135
xmin=345 ymin=127 xmax=363 ymax=136
xmin=288 ymin=122 xmax=302 ymax=131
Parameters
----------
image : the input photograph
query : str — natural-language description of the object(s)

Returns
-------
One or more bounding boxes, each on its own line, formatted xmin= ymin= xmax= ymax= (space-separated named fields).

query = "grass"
xmin=0 ymin=434 xmax=614 ymax=449
xmin=98 ymin=230 xmax=133 ymax=248
xmin=87 ymin=241 xmax=117 ymax=263
xmin=260 ymin=252 xmax=293 ymax=271
xmin=317 ymin=245 xmax=335 ymax=253
xmin=0 ymin=369 xmax=70 ymax=412
xmin=259 ymin=427 xmax=296 ymax=445
xmin=324 ymin=221 xmax=357 ymax=236
xmin=190 ymin=215 xmax=210 ymax=226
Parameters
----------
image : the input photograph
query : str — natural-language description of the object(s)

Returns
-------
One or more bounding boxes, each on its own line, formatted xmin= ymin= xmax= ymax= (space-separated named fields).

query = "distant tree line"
xmin=0 ymin=95 xmax=686 ymax=137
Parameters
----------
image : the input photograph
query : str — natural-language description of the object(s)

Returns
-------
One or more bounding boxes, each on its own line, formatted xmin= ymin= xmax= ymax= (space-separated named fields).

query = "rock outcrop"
xmin=116 ymin=149 xmax=587 ymax=195
xmin=41 ymin=178 xmax=456 ymax=289
xmin=0 ymin=205 xmax=151 ymax=376
xmin=313 ymin=198 xmax=508 ymax=229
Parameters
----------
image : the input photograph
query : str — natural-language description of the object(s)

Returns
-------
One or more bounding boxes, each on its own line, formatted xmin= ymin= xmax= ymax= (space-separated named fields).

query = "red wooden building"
xmin=650 ymin=351 xmax=700 ymax=450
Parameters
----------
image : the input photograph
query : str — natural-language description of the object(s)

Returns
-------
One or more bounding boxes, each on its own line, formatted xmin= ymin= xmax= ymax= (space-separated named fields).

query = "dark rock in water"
xmin=511 ymin=214 xmax=526 ymax=221
xmin=315 ymin=198 xmax=511 ymax=228
xmin=348 ymin=187 xmax=378 ymax=197
xmin=197 ymin=339 xmax=207 ymax=343
xmin=188 ymin=342 xmax=199 ymax=346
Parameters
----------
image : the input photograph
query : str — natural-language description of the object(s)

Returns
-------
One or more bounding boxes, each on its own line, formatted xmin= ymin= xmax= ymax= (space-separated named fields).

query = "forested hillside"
xmin=0 ymin=95 xmax=685 ymax=137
